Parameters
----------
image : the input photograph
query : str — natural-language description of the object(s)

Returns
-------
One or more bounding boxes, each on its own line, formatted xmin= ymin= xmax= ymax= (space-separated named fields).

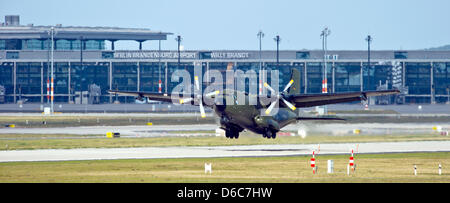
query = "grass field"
xmin=1 ymin=133 xmax=450 ymax=150
xmin=1 ymin=113 xmax=449 ymax=183
xmin=0 ymin=152 xmax=448 ymax=183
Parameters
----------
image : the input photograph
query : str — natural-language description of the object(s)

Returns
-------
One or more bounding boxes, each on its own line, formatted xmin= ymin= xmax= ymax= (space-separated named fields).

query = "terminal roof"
xmin=0 ymin=25 xmax=172 ymax=41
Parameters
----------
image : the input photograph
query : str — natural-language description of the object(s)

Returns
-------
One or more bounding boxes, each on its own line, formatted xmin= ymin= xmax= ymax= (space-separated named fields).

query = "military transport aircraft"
xmin=108 ymin=69 xmax=399 ymax=139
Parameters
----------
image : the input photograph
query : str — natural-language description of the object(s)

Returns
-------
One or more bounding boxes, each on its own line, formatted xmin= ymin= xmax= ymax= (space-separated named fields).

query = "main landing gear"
xmin=222 ymin=128 xmax=277 ymax=139
xmin=225 ymin=129 xmax=239 ymax=139
xmin=262 ymin=130 xmax=277 ymax=139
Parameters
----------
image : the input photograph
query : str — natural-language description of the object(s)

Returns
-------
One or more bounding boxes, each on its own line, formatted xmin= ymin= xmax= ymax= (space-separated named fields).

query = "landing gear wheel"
xmin=226 ymin=130 xmax=239 ymax=139
xmin=233 ymin=132 xmax=240 ymax=139
xmin=263 ymin=130 xmax=273 ymax=139
xmin=262 ymin=130 xmax=277 ymax=139
xmin=271 ymin=131 xmax=277 ymax=139
xmin=225 ymin=130 xmax=231 ymax=138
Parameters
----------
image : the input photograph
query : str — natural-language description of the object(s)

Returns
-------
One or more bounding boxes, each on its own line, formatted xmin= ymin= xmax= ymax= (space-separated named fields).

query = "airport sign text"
xmin=113 ymin=51 xmax=250 ymax=59
xmin=114 ymin=51 xmax=197 ymax=59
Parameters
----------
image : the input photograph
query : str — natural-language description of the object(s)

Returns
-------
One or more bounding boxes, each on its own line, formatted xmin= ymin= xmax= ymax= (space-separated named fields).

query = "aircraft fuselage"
xmin=214 ymin=103 xmax=297 ymax=136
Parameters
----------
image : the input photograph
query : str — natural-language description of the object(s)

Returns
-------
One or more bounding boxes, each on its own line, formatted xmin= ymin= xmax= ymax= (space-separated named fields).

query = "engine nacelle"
xmin=254 ymin=115 xmax=280 ymax=131
xmin=136 ymin=93 xmax=145 ymax=102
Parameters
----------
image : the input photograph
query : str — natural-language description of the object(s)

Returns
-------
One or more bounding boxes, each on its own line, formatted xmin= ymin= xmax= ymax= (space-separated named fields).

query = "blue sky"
xmin=1 ymin=0 xmax=449 ymax=50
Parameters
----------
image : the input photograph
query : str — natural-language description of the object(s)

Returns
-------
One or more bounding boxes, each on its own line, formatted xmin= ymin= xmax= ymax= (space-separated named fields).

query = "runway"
xmin=1 ymin=122 xmax=448 ymax=137
xmin=1 ymin=141 xmax=449 ymax=162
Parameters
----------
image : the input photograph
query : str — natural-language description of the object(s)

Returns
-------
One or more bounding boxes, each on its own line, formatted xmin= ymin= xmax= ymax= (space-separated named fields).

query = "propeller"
xmin=263 ymin=79 xmax=297 ymax=115
xmin=179 ymin=76 xmax=220 ymax=118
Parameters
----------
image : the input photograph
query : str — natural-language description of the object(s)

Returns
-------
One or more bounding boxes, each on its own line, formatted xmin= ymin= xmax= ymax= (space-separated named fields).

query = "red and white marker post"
xmin=322 ymin=79 xmax=328 ymax=93
xmin=311 ymin=151 xmax=317 ymax=174
xmin=50 ymin=77 xmax=54 ymax=103
xmin=259 ymin=79 xmax=263 ymax=95
xmin=158 ymin=80 xmax=162 ymax=93
xmin=349 ymin=149 xmax=355 ymax=173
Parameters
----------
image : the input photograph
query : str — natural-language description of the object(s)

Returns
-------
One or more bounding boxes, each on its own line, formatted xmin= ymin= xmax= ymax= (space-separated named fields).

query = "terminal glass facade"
xmin=306 ymin=62 xmax=333 ymax=93
xmin=433 ymin=62 xmax=450 ymax=103
xmin=1 ymin=51 xmax=450 ymax=104
xmin=405 ymin=62 xmax=431 ymax=103
xmin=16 ymin=62 xmax=42 ymax=102
xmin=17 ymin=39 xmax=105 ymax=50
xmin=140 ymin=62 xmax=164 ymax=93
xmin=0 ymin=40 xmax=5 ymax=49
xmin=335 ymin=62 xmax=361 ymax=92
xmin=292 ymin=62 xmax=306 ymax=94
xmin=0 ymin=63 xmax=13 ymax=102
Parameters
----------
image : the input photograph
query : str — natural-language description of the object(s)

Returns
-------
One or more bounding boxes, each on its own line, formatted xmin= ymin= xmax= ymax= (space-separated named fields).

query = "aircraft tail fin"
xmin=288 ymin=68 xmax=301 ymax=95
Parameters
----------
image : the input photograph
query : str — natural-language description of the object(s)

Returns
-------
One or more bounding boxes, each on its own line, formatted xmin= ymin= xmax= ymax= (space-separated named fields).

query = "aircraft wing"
xmin=108 ymin=90 xmax=179 ymax=104
xmin=286 ymin=89 xmax=400 ymax=108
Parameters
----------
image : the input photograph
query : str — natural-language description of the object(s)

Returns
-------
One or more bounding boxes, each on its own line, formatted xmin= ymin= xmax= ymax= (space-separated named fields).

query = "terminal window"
xmin=296 ymin=51 xmax=310 ymax=59
xmin=394 ymin=51 xmax=408 ymax=59
xmin=4 ymin=39 xmax=22 ymax=50
xmin=0 ymin=40 xmax=5 ymax=50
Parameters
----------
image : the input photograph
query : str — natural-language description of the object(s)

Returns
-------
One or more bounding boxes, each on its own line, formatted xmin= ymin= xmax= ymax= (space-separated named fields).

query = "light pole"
xmin=273 ymin=35 xmax=281 ymax=69
xmin=320 ymin=27 xmax=330 ymax=115
xmin=46 ymin=36 xmax=50 ymax=104
xmin=257 ymin=30 xmax=264 ymax=95
xmin=158 ymin=39 xmax=162 ymax=93
xmin=175 ymin=35 xmax=182 ymax=69
xmin=174 ymin=35 xmax=182 ymax=96
xmin=79 ymin=35 xmax=84 ymax=104
xmin=366 ymin=35 xmax=372 ymax=91
xmin=49 ymin=27 xmax=55 ymax=114
xmin=320 ymin=27 xmax=331 ymax=94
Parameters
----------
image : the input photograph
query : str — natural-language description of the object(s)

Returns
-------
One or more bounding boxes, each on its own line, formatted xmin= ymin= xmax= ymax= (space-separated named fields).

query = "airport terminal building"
xmin=1 ymin=15 xmax=450 ymax=105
